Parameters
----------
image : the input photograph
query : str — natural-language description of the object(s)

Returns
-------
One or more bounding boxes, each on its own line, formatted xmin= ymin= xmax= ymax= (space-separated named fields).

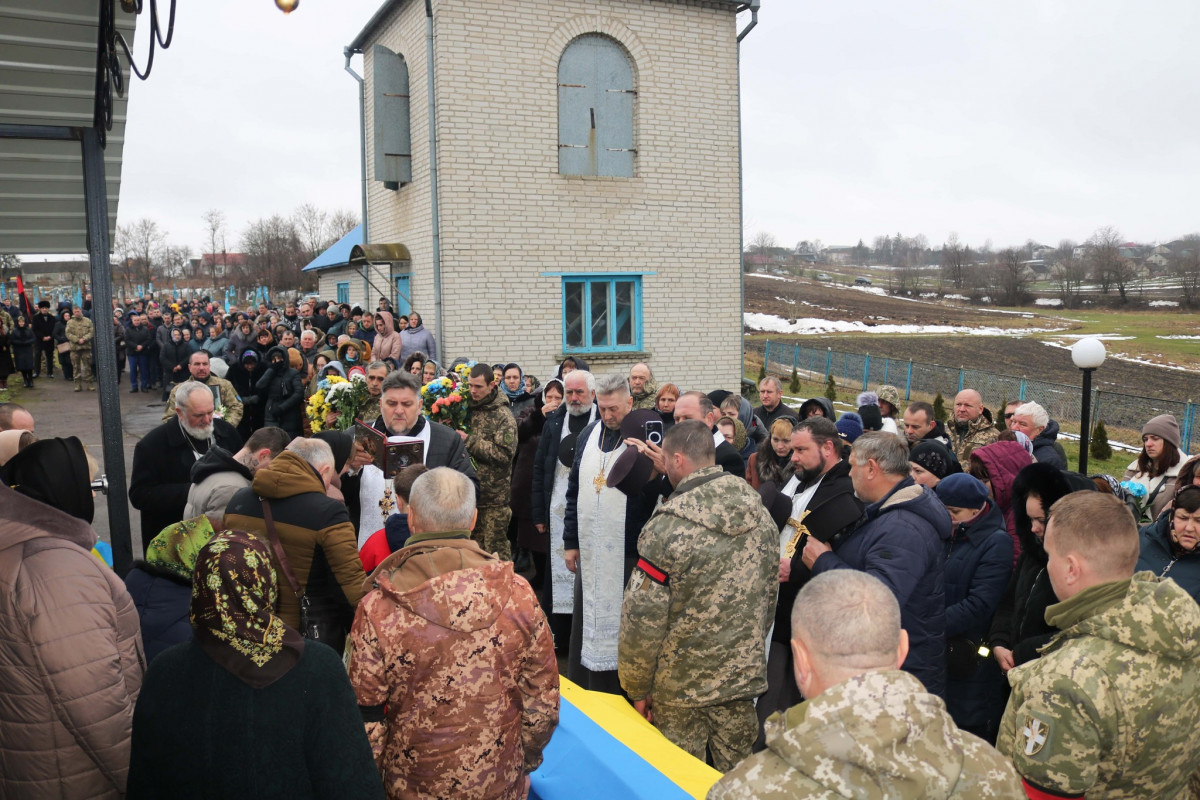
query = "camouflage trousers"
xmin=473 ymin=504 xmax=512 ymax=561
xmin=653 ymin=699 xmax=757 ymax=773
xmin=71 ymin=349 xmax=93 ymax=386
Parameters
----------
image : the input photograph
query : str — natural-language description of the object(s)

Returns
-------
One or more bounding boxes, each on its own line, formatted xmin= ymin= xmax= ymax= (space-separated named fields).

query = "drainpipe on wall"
xmin=425 ymin=0 xmax=443 ymax=364
xmin=736 ymin=1 xmax=759 ymax=387
xmin=345 ymin=47 xmax=370 ymax=303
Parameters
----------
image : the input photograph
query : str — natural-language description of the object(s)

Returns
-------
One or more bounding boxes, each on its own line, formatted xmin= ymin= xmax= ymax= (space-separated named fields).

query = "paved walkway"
xmin=16 ymin=368 xmax=166 ymax=554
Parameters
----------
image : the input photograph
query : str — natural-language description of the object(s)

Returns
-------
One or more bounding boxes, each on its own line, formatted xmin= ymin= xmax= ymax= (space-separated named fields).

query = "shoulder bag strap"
xmin=261 ymin=497 xmax=304 ymax=599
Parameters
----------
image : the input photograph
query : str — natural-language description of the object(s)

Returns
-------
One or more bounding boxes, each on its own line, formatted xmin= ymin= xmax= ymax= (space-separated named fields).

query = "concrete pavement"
xmin=15 ymin=369 xmax=166 ymax=555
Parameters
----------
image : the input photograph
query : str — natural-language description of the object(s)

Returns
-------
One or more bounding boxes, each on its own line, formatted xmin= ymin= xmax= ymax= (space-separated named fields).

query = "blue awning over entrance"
xmin=301 ymin=224 xmax=363 ymax=272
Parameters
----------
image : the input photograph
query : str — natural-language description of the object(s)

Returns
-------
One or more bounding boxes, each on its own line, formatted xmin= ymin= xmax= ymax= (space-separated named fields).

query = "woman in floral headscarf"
xmin=127 ymin=531 xmax=383 ymax=799
xmin=123 ymin=515 xmax=221 ymax=662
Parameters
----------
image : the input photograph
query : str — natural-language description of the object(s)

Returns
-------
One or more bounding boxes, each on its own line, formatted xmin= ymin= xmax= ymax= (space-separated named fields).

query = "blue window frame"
xmin=561 ymin=275 xmax=642 ymax=353
xmin=393 ymin=275 xmax=411 ymax=316
xmin=336 ymin=282 xmax=350 ymax=304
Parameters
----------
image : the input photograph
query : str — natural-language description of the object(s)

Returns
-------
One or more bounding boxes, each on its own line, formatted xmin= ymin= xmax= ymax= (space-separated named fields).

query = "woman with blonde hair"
xmin=748 ymin=417 xmax=795 ymax=490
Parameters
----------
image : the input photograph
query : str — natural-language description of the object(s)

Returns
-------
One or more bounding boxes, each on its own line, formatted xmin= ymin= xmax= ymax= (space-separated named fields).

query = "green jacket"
xmin=998 ymin=573 xmax=1200 ymax=799
xmin=64 ymin=316 xmax=94 ymax=351
xmin=618 ymin=465 xmax=777 ymax=707
xmin=465 ymin=387 xmax=517 ymax=507
xmin=709 ymin=670 xmax=1023 ymax=799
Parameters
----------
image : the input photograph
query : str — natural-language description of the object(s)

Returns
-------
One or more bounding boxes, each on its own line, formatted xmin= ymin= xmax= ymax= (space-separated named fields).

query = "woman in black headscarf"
xmin=126 ymin=530 xmax=383 ymax=799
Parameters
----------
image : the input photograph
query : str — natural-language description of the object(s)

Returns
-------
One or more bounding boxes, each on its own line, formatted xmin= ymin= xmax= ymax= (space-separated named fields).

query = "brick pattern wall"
xmin=362 ymin=0 xmax=742 ymax=392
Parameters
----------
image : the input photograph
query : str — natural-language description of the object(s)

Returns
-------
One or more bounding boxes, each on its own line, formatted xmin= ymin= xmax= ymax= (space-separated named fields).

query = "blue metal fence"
xmin=749 ymin=339 xmax=1195 ymax=454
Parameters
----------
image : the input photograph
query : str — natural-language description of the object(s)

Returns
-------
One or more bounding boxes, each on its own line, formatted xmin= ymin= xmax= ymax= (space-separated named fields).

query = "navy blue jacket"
xmin=1137 ymin=512 xmax=1200 ymax=603
xmin=1030 ymin=419 xmax=1067 ymax=470
xmin=124 ymin=562 xmax=193 ymax=663
xmin=812 ymin=476 xmax=952 ymax=697
xmin=942 ymin=501 xmax=1013 ymax=731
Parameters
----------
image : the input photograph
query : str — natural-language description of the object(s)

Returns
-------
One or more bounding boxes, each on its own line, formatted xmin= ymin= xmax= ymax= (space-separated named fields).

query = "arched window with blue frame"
xmin=558 ymin=35 xmax=636 ymax=177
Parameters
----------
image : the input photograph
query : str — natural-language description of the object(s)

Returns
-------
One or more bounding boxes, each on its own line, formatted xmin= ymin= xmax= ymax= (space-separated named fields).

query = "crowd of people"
xmin=2 ymin=290 xmax=1200 ymax=799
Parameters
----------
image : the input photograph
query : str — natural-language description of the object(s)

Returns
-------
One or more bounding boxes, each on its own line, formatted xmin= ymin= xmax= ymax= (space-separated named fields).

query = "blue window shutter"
xmin=558 ymin=36 xmax=635 ymax=177
xmin=372 ymin=45 xmax=412 ymax=186
xmin=393 ymin=275 xmax=412 ymax=316
xmin=336 ymin=282 xmax=350 ymax=304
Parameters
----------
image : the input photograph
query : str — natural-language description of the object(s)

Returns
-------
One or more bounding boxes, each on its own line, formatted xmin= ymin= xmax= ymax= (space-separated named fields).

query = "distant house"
xmin=1145 ymin=252 xmax=1170 ymax=273
xmin=1020 ymin=259 xmax=1049 ymax=279
xmin=824 ymin=246 xmax=857 ymax=265
xmin=19 ymin=259 xmax=94 ymax=284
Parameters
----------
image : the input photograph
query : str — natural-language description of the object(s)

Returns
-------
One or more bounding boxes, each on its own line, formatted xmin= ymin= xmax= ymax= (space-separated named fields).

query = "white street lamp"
xmin=1071 ymin=337 xmax=1107 ymax=473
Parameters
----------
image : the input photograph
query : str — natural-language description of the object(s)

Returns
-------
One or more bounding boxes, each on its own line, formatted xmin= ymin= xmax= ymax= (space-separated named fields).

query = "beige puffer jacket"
xmin=0 ymin=486 xmax=145 ymax=799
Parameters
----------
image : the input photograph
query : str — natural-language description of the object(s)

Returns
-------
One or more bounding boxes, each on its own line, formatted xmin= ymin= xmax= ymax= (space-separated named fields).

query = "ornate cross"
xmin=783 ymin=510 xmax=812 ymax=558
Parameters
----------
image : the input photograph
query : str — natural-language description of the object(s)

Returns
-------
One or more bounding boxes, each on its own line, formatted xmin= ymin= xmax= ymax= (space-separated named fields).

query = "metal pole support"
xmin=1078 ymin=367 xmax=1093 ymax=475
xmin=81 ymin=128 xmax=133 ymax=576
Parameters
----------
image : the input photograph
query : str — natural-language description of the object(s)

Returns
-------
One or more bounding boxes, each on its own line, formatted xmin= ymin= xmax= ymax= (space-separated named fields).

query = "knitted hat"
xmin=858 ymin=403 xmax=883 ymax=432
xmin=856 ymin=391 xmax=880 ymax=408
xmin=836 ymin=413 xmax=864 ymax=443
xmin=287 ymin=347 xmax=303 ymax=371
xmin=1142 ymin=414 xmax=1181 ymax=451
xmin=909 ymin=440 xmax=955 ymax=480
xmin=935 ymin=473 xmax=990 ymax=510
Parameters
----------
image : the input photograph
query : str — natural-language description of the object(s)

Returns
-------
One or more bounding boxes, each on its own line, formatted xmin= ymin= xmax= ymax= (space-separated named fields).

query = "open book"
xmin=353 ymin=420 xmax=425 ymax=479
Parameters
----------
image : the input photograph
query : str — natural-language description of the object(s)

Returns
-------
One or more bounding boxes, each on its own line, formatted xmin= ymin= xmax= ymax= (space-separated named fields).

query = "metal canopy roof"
xmin=0 ymin=0 xmax=136 ymax=254
xmin=301 ymin=224 xmax=363 ymax=272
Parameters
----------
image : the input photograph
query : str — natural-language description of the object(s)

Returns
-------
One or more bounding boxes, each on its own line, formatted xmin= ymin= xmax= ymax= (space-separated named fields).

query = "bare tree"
xmin=201 ymin=209 xmax=227 ymax=286
xmin=749 ymin=230 xmax=776 ymax=256
xmin=161 ymin=245 xmax=193 ymax=281
xmin=1173 ymin=234 xmax=1200 ymax=308
xmin=1085 ymin=226 xmax=1123 ymax=297
xmin=293 ymin=203 xmax=330 ymax=263
xmin=328 ymin=208 xmax=359 ymax=241
xmin=1052 ymin=256 xmax=1089 ymax=308
xmin=242 ymin=215 xmax=304 ymax=295
xmin=986 ymin=248 xmax=1032 ymax=306
xmin=115 ymin=218 xmax=166 ymax=288
xmin=941 ymin=233 xmax=969 ymax=290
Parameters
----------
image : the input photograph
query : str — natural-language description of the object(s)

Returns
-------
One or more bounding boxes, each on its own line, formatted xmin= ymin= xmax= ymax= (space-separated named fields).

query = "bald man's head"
xmin=953 ymin=390 xmax=985 ymax=423
xmin=0 ymin=403 xmax=34 ymax=434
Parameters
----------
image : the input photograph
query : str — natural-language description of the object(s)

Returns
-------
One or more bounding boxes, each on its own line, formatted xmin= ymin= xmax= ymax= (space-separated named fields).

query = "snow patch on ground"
xmin=744 ymin=313 xmax=1065 ymax=337
xmin=1158 ymin=335 xmax=1200 ymax=340
xmin=775 ymin=296 xmax=796 ymax=306
xmin=1150 ymin=300 xmax=1180 ymax=307
xmin=747 ymin=273 xmax=793 ymax=282
xmin=1035 ymin=298 xmax=1063 ymax=306
xmin=944 ymin=294 xmax=969 ymax=301
xmin=1041 ymin=340 xmax=1191 ymax=371
xmin=1047 ymin=333 xmax=1136 ymax=342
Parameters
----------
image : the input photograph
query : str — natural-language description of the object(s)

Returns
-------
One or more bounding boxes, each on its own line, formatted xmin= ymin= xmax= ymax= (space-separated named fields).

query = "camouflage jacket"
xmin=618 ymin=465 xmax=777 ymax=706
xmin=709 ymin=670 xmax=1023 ymax=800
xmin=998 ymin=573 xmax=1200 ymax=799
xmin=631 ymin=379 xmax=659 ymax=410
xmin=64 ymin=316 xmax=94 ymax=351
xmin=347 ymin=532 xmax=559 ymax=799
xmin=947 ymin=413 xmax=1000 ymax=463
xmin=162 ymin=375 xmax=244 ymax=427
xmin=359 ymin=394 xmax=381 ymax=426
xmin=466 ymin=387 xmax=517 ymax=506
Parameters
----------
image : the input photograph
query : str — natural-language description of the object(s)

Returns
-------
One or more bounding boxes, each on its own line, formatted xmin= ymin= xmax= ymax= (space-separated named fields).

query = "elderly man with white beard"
xmin=130 ymin=380 xmax=243 ymax=556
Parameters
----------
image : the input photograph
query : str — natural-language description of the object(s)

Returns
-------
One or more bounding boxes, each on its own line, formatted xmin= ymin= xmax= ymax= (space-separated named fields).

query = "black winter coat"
xmin=124 ymin=324 xmax=152 ymax=355
xmin=774 ymin=458 xmax=863 ymax=643
xmin=988 ymin=462 xmax=1095 ymax=665
xmin=124 ymin=562 xmax=192 ymax=663
xmin=159 ymin=336 xmax=191 ymax=381
xmin=942 ymin=501 xmax=1013 ymax=731
xmin=129 ymin=418 xmax=242 ymax=554
xmin=512 ymin=405 xmax=546 ymax=552
xmin=256 ymin=346 xmax=303 ymax=436
xmin=9 ymin=324 xmax=36 ymax=371
xmin=227 ymin=359 xmax=268 ymax=435
xmin=531 ymin=404 xmax=597 ymax=528
xmin=1137 ymin=512 xmax=1200 ymax=603
xmin=31 ymin=311 xmax=56 ymax=342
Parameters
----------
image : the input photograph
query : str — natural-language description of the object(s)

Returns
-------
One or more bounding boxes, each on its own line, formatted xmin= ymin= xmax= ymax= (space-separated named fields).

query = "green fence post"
xmin=905 ymin=360 xmax=913 ymax=400
xmin=863 ymin=354 xmax=870 ymax=391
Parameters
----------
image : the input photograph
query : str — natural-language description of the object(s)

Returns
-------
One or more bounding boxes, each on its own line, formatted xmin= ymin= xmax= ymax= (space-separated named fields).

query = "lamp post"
xmin=1072 ymin=337 xmax=1106 ymax=474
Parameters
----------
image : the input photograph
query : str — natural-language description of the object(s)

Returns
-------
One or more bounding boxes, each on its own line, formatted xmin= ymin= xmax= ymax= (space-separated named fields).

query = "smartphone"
xmin=644 ymin=419 xmax=664 ymax=447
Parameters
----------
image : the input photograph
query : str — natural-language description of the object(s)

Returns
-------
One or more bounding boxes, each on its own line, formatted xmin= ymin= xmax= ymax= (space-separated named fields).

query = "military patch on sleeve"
xmin=1021 ymin=715 xmax=1050 ymax=758
xmin=636 ymin=556 xmax=670 ymax=586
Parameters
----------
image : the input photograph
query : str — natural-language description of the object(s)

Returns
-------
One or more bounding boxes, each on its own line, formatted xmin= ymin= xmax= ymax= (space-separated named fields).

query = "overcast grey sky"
xmin=114 ymin=0 xmax=1200 ymax=259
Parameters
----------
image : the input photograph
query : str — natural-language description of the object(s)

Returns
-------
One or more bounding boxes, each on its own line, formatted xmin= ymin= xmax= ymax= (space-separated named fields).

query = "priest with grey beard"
xmin=130 ymin=380 xmax=243 ymax=556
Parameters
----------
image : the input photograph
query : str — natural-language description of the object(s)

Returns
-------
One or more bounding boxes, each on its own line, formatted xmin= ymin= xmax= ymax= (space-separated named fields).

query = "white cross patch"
xmin=1022 ymin=717 xmax=1047 ymax=756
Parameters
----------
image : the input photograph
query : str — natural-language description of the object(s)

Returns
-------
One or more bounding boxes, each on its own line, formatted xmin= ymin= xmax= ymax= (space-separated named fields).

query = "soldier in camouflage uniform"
xmin=358 ymin=362 xmax=388 ymax=424
xmin=161 ymin=351 xmax=244 ymax=427
xmin=64 ymin=307 xmax=94 ymax=392
xmin=463 ymin=364 xmax=517 ymax=559
xmin=946 ymin=388 xmax=1000 ymax=463
xmin=998 ymin=492 xmax=1200 ymax=799
xmin=709 ymin=571 xmax=1023 ymax=799
xmin=628 ymin=362 xmax=658 ymax=410
xmin=618 ymin=420 xmax=777 ymax=772
xmin=347 ymin=468 xmax=559 ymax=800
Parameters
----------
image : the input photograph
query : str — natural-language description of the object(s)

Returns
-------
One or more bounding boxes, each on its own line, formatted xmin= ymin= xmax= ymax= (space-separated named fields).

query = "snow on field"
xmin=1041 ymin=340 xmax=1191 ymax=371
xmin=775 ymin=296 xmax=796 ymax=305
xmin=747 ymin=273 xmax=793 ymax=282
xmin=1150 ymin=300 xmax=1180 ymax=307
xmin=944 ymin=294 xmax=969 ymax=301
xmin=1158 ymin=335 xmax=1200 ymax=340
xmin=849 ymin=285 xmax=888 ymax=297
xmin=744 ymin=313 xmax=1065 ymax=337
xmin=1047 ymin=333 xmax=1136 ymax=342
xmin=1035 ymin=298 xmax=1063 ymax=306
